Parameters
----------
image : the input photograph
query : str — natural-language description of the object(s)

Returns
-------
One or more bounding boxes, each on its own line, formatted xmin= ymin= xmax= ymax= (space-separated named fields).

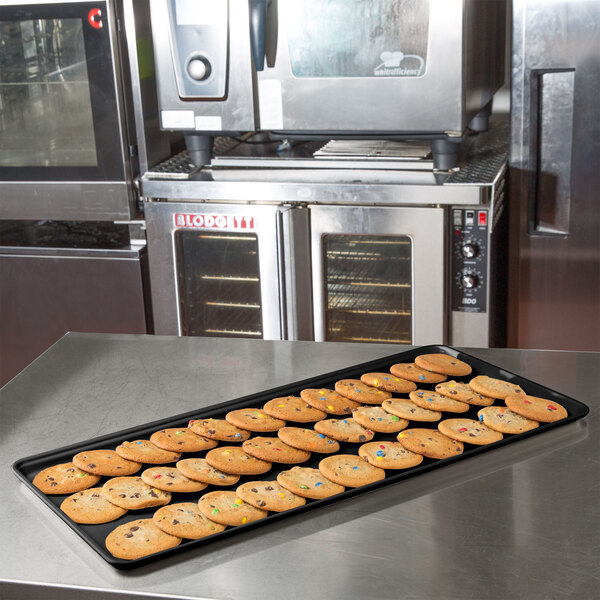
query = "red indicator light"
xmin=88 ymin=8 xmax=102 ymax=29
xmin=478 ymin=211 xmax=487 ymax=226
xmin=454 ymin=228 xmax=461 ymax=235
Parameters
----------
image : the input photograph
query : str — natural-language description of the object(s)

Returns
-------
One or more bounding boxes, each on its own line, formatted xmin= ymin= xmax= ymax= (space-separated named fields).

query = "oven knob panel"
xmin=451 ymin=209 xmax=488 ymax=313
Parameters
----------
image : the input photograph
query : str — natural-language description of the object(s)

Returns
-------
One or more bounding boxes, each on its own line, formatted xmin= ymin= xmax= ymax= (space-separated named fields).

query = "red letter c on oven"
xmin=88 ymin=8 xmax=103 ymax=29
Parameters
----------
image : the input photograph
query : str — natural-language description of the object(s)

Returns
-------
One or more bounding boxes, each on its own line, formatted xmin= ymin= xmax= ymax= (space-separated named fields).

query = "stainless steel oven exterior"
xmin=0 ymin=0 xmax=169 ymax=220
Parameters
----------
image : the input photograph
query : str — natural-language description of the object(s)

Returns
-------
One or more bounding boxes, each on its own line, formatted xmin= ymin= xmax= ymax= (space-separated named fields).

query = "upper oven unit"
xmin=0 ymin=0 xmax=169 ymax=221
xmin=149 ymin=0 xmax=506 ymax=169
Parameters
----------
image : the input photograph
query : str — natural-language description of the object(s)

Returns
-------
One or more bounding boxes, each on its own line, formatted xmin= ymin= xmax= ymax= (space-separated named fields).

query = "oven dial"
xmin=461 ymin=243 xmax=479 ymax=259
xmin=461 ymin=272 xmax=479 ymax=289
xmin=187 ymin=56 xmax=211 ymax=81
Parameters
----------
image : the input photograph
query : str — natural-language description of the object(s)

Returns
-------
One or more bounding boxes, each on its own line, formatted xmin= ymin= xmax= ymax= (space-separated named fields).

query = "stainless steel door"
xmin=509 ymin=0 xmax=600 ymax=350
xmin=310 ymin=205 xmax=445 ymax=345
xmin=145 ymin=202 xmax=311 ymax=340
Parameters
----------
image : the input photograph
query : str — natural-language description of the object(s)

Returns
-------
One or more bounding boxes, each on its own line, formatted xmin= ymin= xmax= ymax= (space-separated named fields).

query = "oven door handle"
xmin=249 ymin=0 xmax=267 ymax=70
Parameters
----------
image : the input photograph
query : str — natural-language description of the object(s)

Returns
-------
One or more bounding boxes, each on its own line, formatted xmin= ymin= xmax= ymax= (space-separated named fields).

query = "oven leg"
xmin=468 ymin=98 xmax=493 ymax=132
xmin=185 ymin=134 xmax=214 ymax=166
xmin=430 ymin=138 xmax=462 ymax=171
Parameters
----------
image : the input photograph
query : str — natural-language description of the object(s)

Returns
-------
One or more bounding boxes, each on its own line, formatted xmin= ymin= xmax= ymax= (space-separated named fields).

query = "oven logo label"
xmin=174 ymin=213 xmax=255 ymax=230
xmin=374 ymin=51 xmax=425 ymax=77
xmin=88 ymin=8 xmax=103 ymax=29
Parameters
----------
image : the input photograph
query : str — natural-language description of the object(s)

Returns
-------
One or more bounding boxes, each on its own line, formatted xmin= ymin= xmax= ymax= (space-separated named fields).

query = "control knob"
xmin=461 ymin=243 xmax=479 ymax=259
xmin=461 ymin=272 xmax=479 ymax=289
xmin=187 ymin=56 xmax=211 ymax=81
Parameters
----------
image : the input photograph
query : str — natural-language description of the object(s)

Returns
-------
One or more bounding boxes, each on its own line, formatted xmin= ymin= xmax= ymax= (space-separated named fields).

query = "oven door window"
xmin=175 ymin=230 xmax=263 ymax=338
xmin=323 ymin=234 xmax=412 ymax=344
xmin=285 ymin=0 xmax=429 ymax=78
xmin=0 ymin=2 xmax=124 ymax=180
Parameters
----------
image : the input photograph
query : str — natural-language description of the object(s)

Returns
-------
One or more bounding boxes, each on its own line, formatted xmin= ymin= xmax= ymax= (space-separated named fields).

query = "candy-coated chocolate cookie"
xmin=198 ymin=491 xmax=267 ymax=526
xmin=358 ymin=441 xmax=424 ymax=470
xmin=176 ymin=458 xmax=240 ymax=486
xmin=438 ymin=418 xmax=503 ymax=445
xmin=188 ymin=418 xmax=251 ymax=442
xmin=225 ymin=408 xmax=286 ymax=432
xmin=33 ymin=462 xmax=100 ymax=495
xmin=382 ymin=398 xmax=442 ymax=422
xmin=314 ymin=418 xmax=375 ymax=443
xmin=352 ymin=405 xmax=409 ymax=433
xmin=141 ymin=467 xmax=207 ymax=493
xmin=409 ymin=390 xmax=470 ymax=413
xmin=277 ymin=466 xmax=345 ymax=500
xmin=205 ymin=446 xmax=273 ymax=475
xmin=60 ymin=488 xmax=128 ymax=524
xmin=435 ymin=381 xmax=495 ymax=407
xmin=319 ymin=454 xmax=386 ymax=488
xmin=150 ymin=428 xmax=217 ymax=453
xmin=105 ymin=518 xmax=181 ymax=560
xmin=414 ymin=353 xmax=472 ymax=377
xmin=102 ymin=476 xmax=171 ymax=510
xmin=468 ymin=376 xmax=525 ymax=400
xmin=397 ymin=428 xmax=464 ymax=459
xmin=242 ymin=436 xmax=311 ymax=464
xmin=73 ymin=450 xmax=141 ymax=476
xmin=389 ymin=363 xmax=447 ymax=384
xmin=300 ymin=388 xmax=361 ymax=415
xmin=263 ymin=396 xmax=327 ymax=423
xmin=334 ymin=379 xmax=392 ymax=404
xmin=360 ymin=372 xmax=417 ymax=394
xmin=236 ymin=481 xmax=306 ymax=512
xmin=277 ymin=426 xmax=340 ymax=454
xmin=153 ymin=502 xmax=226 ymax=539
xmin=505 ymin=394 xmax=568 ymax=423
xmin=477 ymin=406 xmax=538 ymax=434
xmin=115 ymin=440 xmax=181 ymax=465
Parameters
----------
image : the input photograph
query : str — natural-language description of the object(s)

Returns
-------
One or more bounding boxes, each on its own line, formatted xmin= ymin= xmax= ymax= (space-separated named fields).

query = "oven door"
xmin=257 ymin=0 xmax=463 ymax=134
xmin=0 ymin=0 xmax=134 ymax=220
xmin=145 ymin=201 xmax=312 ymax=341
xmin=310 ymin=205 xmax=445 ymax=345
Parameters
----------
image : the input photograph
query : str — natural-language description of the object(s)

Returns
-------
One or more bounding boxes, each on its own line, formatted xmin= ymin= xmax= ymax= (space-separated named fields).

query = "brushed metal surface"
xmin=0 ymin=334 xmax=598 ymax=599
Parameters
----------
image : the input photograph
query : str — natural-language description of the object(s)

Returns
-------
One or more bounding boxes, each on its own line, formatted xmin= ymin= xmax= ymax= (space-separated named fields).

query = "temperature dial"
xmin=461 ymin=272 xmax=479 ymax=289
xmin=187 ymin=56 xmax=211 ymax=81
xmin=461 ymin=243 xmax=479 ymax=259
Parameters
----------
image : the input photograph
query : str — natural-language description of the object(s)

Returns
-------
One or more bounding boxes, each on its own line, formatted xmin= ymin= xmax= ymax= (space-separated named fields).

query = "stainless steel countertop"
xmin=1 ymin=333 xmax=598 ymax=600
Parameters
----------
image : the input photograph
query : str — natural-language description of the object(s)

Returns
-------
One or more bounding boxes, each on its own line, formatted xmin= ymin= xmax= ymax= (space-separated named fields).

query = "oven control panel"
xmin=451 ymin=209 xmax=488 ymax=313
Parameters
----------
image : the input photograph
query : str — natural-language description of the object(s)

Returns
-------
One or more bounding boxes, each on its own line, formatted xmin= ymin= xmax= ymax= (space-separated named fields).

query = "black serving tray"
xmin=12 ymin=345 xmax=590 ymax=569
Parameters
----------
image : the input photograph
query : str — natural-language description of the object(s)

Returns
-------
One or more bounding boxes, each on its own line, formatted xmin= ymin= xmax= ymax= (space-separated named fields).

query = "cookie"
xmin=300 ymin=388 xmax=361 ymax=415
xmin=334 ymin=379 xmax=392 ymax=404
xmin=205 ymin=446 xmax=273 ymax=475
xmin=277 ymin=426 xmax=340 ymax=454
xmin=198 ymin=491 xmax=267 ymax=526
xmin=141 ymin=467 xmax=208 ymax=493
xmin=32 ymin=463 xmax=100 ymax=495
xmin=358 ymin=441 xmax=424 ymax=469
xmin=414 ymin=353 xmax=472 ymax=376
xmin=150 ymin=428 xmax=217 ymax=453
xmin=314 ymin=418 xmax=375 ymax=443
xmin=438 ymin=418 xmax=503 ymax=445
xmin=351 ymin=405 xmax=409 ymax=433
xmin=477 ymin=406 xmax=539 ymax=434
xmin=225 ymin=408 xmax=286 ymax=432
xmin=318 ymin=454 xmax=386 ymax=488
xmin=72 ymin=450 xmax=141 ymax=477
xmin=360 ymin=372 xmax=417 ymax=394
xmin=115 ymin=440 xmax=181 ymax=465
xmin=263 ymin=396 xmax=327 ymax=423
xmin=236 ymin=481 xmax=306 ymax=512
xmin=188 ymin=418 xmax=251 ymax=442
xmin=242 ymin=437 xmax=311 ymax=464
xmin=397 ymin=428 xmax=464 ymax=459
xmin=389 ymin=363 xmax=447 ymax=384
xmin=176 ymin=458 xmax=240 ymax=486
xmin=153 ymin=502 xmax=226 ymax=539
xmin=382 ymin=398 xmax=442 ymax=422
xmin=60 ymin=488 xmax=128 ymax=524
xmin=505 ymin=394 xmax=568 ymax=423
xmin=409 ymin=390 xmax=470 ymax=413
xmin=105 ymin=518 xmax=181 ymax=560
xmin=435 ymin=381 xmax=495 ymax=407
xmin=468 ymin=376 xmax=525 ymax=400
xmin=102 ymin=476 xmax=171 ymax=510
xmin=277 ymin=466 xmax=345 ymax=500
